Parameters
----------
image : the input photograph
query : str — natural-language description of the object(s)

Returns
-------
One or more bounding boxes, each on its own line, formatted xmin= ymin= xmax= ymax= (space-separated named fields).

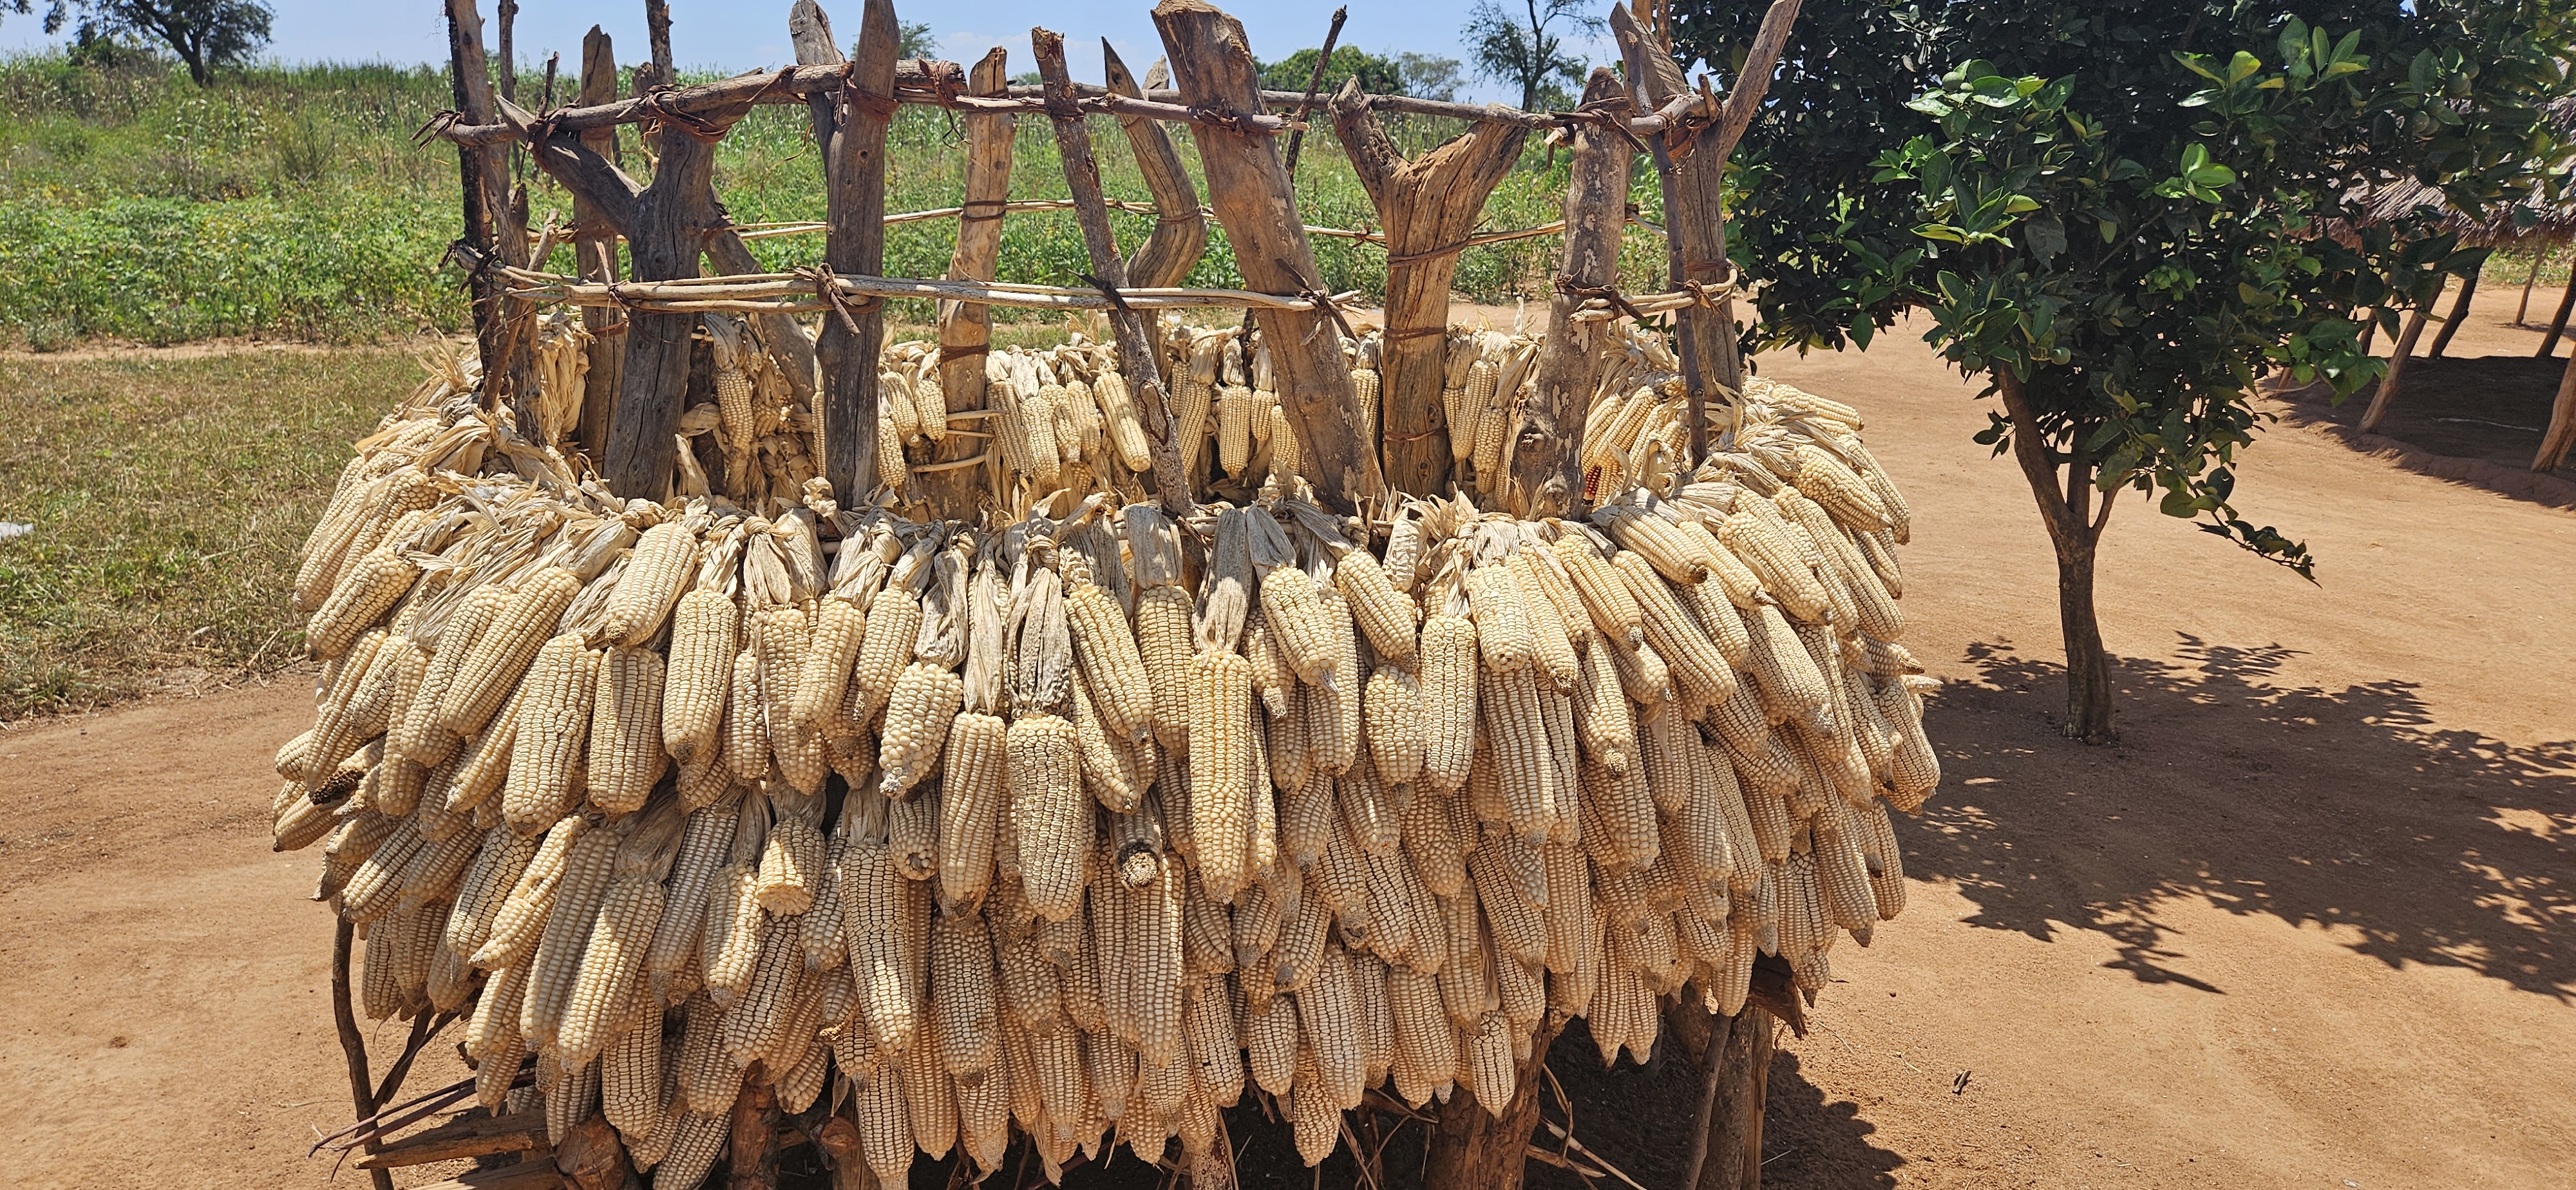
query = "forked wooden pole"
xmin=1507 ymin=68 xmax=1632 ymax=518
xmin=1153 ymin=0 xmax=1383 ymax=515
xmin=329 ymin=919 xmax=397 ymax=1190
xmin=599 ymin=97 xmax=719 ymax=498
xmin=1034 ymin=27 xmax=1191 ymax=514
xmin=815 ymin=0 xmax=901 ymax=502
xmin=446 ymin=0 xmax=535 ymax=431
xmin=1329 ymin=75 xmax=1529 ymax=494
xmin=1103 ymin=40 xmax=1209 ymax=290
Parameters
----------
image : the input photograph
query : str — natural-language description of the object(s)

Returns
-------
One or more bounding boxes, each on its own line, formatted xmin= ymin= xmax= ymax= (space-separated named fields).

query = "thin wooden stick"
xmin=1281 ymin=6 xmax=1347 ymax=175
xmin=328 ymin=918 xmax=397 ymax=1190
xmin=1035 ymin=26 xmax=1191 ymax=515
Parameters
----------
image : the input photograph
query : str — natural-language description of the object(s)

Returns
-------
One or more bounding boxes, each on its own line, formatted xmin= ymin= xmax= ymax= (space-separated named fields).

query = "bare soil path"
xmin=0 ymin=313 xmax=2567 ymax=1189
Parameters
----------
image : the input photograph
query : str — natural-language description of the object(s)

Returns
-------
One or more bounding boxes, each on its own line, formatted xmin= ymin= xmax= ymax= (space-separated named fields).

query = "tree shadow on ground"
xmin=1907 ymin=636 xmax=2576 ymax=999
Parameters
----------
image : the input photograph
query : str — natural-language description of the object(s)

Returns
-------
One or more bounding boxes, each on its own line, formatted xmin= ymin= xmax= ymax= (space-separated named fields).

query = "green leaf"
xmin=2226 ymin=51 xmax=2263 ymax=84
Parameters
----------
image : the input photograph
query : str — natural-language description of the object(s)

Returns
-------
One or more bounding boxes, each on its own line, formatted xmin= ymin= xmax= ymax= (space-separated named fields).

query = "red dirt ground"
xmin=1 ymin=293 xmax=2568 ymax=1189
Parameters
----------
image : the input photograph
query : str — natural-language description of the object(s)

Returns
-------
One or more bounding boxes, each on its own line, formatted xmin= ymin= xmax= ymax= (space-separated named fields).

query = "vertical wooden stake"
xmin=2537 ymin=276 xmax=2575 ymax=358
xmin=572 ymin=25 xmax=624 ymax=460
xmin=815 ymin=0 xmax=900 ymax=504
xmin=495 ymin=0 xmax=518 ymax=100
xmin=329 ymin=919 xmax=397 ymax=1190
xmin=1103 ymin=41 xmax=1209 ymax=290
xmin=1034 ymin=28 xmax=1192 ymax=514
xmin=726 ymin=1069 xmax=781 ymax=1190
xmin=1422 ymin=1021 xmax=1564 ymax=1190
xmin=929 ymin=46 xmax=1014 ymax=517
xmin=2425 ymin=263 xmax=2479 ymax=359
xmin=1506 ymin=68 xmax=1631 ymax=518
xmin=1153 ymin=0 xmax=1384 ymax=515
xmin=2535 ymin=350 xmax=2576 ymax=471
xmin=2358 ymin=306 xmax=2428 ymax=433
xmin=1329 ymin=77 xmax=1529 ymax=495
xmin=445 ymin=0 xmax=533 ymax=430
xmin=646 ymin=0 xmax=674 ymax=77
xmin=601 ymin=100 xmax=720 ymax=498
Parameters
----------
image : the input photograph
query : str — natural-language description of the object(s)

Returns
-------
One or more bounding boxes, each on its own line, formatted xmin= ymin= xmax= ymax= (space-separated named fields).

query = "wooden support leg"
xmin=602 ymin=128 xmax=715 ymax=500
xmin=726 ymin=1070 xmax=781 ymax=1190
xmin=1104 ymin=41 xmax=1210 ymax=290
xmin=2426 ymin=265 xmax=2479 ymax=359
xmin=1327 ymin=77 xmax=1528 ymax=495
xmin=930 ymin=46 xmax=1013 ymax=518
xmin=2536 ymin=352 xmax=2576 ymax=472
xmin=2514 ymin=249 xmax=2543 ymax=326
xmin=1422 ymin=1020 xmax=1566 ymax=1190
xmin=2359 ymin=306 xmax=2429 ymax=433
xmin=1508 ymin=68 xmax=1631 ymax=518
xmin=330 ymin=919 xmax=399 ymax=1190
xmin=2539 ymin=276 xmax=2576 ymax=359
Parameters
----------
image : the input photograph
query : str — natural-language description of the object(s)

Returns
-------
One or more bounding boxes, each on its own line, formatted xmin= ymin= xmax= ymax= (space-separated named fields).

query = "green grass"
xmin=0 ymin=345 xmax=424 ymax=719
xmin=0 ymin=51 xmax=1674 ymax=348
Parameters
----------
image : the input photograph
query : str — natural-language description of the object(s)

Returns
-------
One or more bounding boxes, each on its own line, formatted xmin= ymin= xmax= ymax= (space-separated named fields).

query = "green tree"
xmin=34 ymin=0 xmax=272 ymax=85
xmin=1672 ymin=1 xmax=2568 ymax=742
xmin=1258 ymin=46 xmax=1404 ymax=98
xmin=1463 ymin=0 xmax=1598 ymax=111
xmin=1396 ymin=50 xmax=1465 ymax=102
xmin=893 ymin=20 xmax=934 ymax=61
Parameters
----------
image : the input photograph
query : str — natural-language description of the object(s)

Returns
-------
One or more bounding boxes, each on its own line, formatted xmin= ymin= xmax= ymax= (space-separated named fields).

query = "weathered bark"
xmin=1504 ymin=68 xmax=1629 ymax=518
xmin=1102 ymin=41 xmax=1209 ymax=290
xmin=495 ymin=0 xmax=518 ymax=100
xmin=646 ymin=0 xmax=674 ymax=77
xmin=572 ymin=26 xmax=624 ymax=460
xmin=725 ymin=1070 xmax=780 ymax=1190
xmin=1423 ymin=1019 xmax=1564 ymax=1190
xmin=1329 ymin=78 xmax=1528 ymax=495
xmin=1699 ymin=1008 xmax=1777 ymax=1190
xmin=2358 ymin=305 xmax=2428 ymax=433
xmin=812 ymin=1111 xmax=881 ymax=1189
xmin=1153 ymin=0 xmax=1383 ymax=515
xmin=1035 ymin=28 xmax=1191 ymax=514
xmin=2425 ymin=264 xmax=2479 ymax=359
xmin=929 ymin=47 xmax=1013 ymax=518
xmin=1995 ymin=368 xmax=2117 ymax=744
xmin=815 ymin=0 xmax=900 ymax=503
xmin=355 ymin=1110 xmax=547 ymax=1168
xmin=2535 ymin=352 xmax=2576 ymax=471
xmin=601 ymin=119 xmax=718 ymax=500
xmin=553 ymin=1111 xmax=634 ymax=1190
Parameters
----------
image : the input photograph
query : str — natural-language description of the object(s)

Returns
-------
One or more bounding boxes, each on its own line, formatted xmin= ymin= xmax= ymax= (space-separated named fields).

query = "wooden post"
xmin=726 ymin=1070 xmax=781 ymax=1190
xmin=1103 ymin=41 xmax=1210 ymax=290
xmin=929 ymin=46 xmax=1013 ymax=517
xmin=1504 ymin=68 xmax=1630 ymax=518
xmin=2535 ymin=351 xmax=2576 ymax=471
xmin=1153 ymin=0 xmax=1385 ymax=515
xmin=2538 ymin=276 xmax=2575 ymax=358
xmin=2358 ymin=305 xmax=2429 ymax=433
xmin=495 ymin=0 xmax=517 ymax=100
xmin=2513 ymin=243 xmax=2546 ymax=326
xmin=329 ymin=919 xmax=398 ymax=1190
xmin=2426 ymin=263 xmax=2479 ymax=359
xmin=1035 ymin=28 xmax=1192 ymax=514
xmin=553 ymin=1111 xmax=633 ymax=1190
xmin=572 ymin=25 xmax=624 ymax=459
xmin=446 ymin=0 xmax=535 ymax=430
xmin=1421 ymin=1021 xmax=1563 ymax=1190
xmin=646 ymin=0 xmax=673 ymax=77
xmin=1696 ymin=1008 xmax=1778 ymax=1190
xmin=813 ymin=0 xmax=900 ymax=504
xmin=600 ymin=107 xmax=719 ymax=498
xmin=1328 ymin=78 xmax=1529 ymax=495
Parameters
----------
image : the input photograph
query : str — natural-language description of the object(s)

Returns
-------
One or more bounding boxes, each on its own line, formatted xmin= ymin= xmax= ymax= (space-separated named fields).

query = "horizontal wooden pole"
xmin=430 ymin=64 xmax=1727 ymax=143
xmin=500 ymin=265 xmax=1363 ymax=314
xmin=355 ymin=1110 xmax=546 ymax=1169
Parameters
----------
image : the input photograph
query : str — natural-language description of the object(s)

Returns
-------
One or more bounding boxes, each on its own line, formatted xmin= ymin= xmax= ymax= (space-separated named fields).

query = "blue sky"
xmin=0 ymin=1 xmax=1620 ymax=105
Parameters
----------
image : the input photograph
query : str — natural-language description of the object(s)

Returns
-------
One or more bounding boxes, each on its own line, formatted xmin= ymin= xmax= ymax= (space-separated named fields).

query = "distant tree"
xmin=895 ymin=20 xmax=934 ymax=61
xmin=1462 ymin=0 xmax=1598 ymax=111
xmin=37 ymin=0 xmax=272 ymax=85
xmin=1396 ymin=51 xmax=1464 ymax=102
xmin=1258 ymin=46 xmax=1404 ymax=97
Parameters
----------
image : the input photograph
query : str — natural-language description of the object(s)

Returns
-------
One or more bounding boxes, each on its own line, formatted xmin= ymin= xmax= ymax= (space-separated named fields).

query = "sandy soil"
xmin=1 ymin=294 xmax=2568 ymax=1189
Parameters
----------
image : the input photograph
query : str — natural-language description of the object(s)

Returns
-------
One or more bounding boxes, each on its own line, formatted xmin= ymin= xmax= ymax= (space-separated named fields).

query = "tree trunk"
xmin=1422 ymin=1020 xmax=1564 ymax=1190
xmin=1506 ymin=67 xmax=1630 ymax=518
xmin=2054 ymin=534 xmax=2115 ymax=744
xmin=2535 ymin=350 xmax=2576 ymax=473
xmin=2425 ymin=265 xmax=2478 ymax=359
xmin=2514 ymin=250 xmax=2542 ymax=326
xmin=2358 ymin=305 xmax=2428 ymax=433
xmin=2540 ymin=276 xmax=2576 ymax=359
xmin=1327 ymin=77 xmax=1528 ymax=495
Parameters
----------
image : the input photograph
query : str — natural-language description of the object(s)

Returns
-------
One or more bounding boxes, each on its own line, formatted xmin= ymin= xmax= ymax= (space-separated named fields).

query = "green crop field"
xmin=0 ymin=52 xmax=1674 ymax=350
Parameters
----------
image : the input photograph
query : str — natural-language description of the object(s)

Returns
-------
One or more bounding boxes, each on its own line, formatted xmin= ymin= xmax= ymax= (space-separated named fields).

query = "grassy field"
xmin=0 ymin=346 xmax=421 ymax=719
xmin=0 ymin=52 xmax=1674 ymax=349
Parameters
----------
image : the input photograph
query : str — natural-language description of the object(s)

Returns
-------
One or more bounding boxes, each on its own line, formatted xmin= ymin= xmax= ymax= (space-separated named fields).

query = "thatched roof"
xmin=2348 ymin=97 xmax=2576 ymax=243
